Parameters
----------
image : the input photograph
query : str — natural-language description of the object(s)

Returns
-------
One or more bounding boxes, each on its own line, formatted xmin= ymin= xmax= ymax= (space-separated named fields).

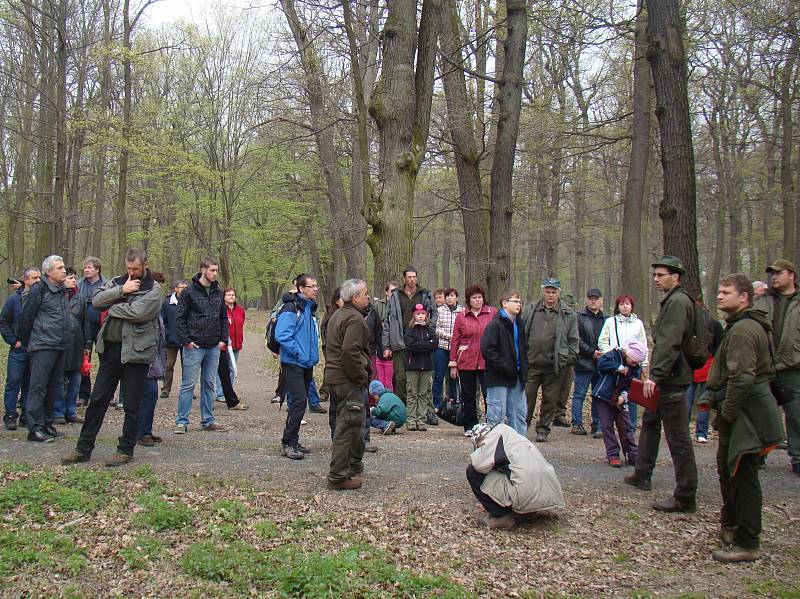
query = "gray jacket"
xmin=93 ymin=271 xmax=162 ymax=365
xmin=381 ymin=287 xmax=437 ymax=352
xmin=17 ymin=278 xmax=72 ymax=352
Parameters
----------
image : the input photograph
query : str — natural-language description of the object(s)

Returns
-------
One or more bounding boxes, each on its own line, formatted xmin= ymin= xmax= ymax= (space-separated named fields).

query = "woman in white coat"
xmin=597 ymin=294 xmax=649 ymax=427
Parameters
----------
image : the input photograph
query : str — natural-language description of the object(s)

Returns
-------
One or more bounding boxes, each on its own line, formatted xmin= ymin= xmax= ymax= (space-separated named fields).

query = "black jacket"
xmin=161 ymin=294 xmax=181 ymax=347
xmin=365 ymin=303 xmax=383 ymax=356
xmin=480 ymin=311 xmax=528 ymax=387
xmin=64 ymin=290 xmax=93 ymax=371
xmin=576 ymin=308 xmax=605 ymax=372
xmin=17 ymin=278 xmax=72 ymax=351
xmin=403 ymin=323 xmax=437 ymax=370
xmin=176 ymin=274 xmax=227 ymax=348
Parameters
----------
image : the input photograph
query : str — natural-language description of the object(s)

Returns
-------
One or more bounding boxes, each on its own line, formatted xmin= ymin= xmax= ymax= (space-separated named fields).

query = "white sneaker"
xmin=697 ymin=436 xmax=708 ymax=443
xmin=215 ymin=397 xmax=225 ymax=403
xmin=270 ymin=395 xmax=281 ymax=404
xmin=300 ymin=419 xmax=307 ymax=426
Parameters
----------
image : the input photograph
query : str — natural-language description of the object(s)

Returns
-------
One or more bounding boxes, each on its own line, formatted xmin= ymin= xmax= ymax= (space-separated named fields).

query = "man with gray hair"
xmin=1 ymin=266 xmax=41 ymax=430
xmin=324 ymin=278 xmax=372 ymax=490
xmin=16 ymin=255 xmax=71 ymax=442
xmin=752 ymin=281 xmax=768 ymax=298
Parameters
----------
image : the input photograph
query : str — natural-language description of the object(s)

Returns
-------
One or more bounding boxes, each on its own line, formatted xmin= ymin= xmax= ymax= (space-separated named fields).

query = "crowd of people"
xmin=1 ymin=251 xmax=797 ymax=564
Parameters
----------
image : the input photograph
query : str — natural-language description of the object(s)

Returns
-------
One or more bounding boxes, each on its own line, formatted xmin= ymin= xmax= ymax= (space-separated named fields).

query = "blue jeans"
xmin=486 ymin=380 xmax=527 ymax=436
xmin=52 ymin=370 xmax=82 ymax=420
xmin=571 ymin=370 xmax=600 ymax=428
xmin=216 ymin=349 xmax=239 ymax=398
xmin=3 ymin=349 xmax=29 ymax=418
xmin=176 ymin=346 xmax=220 ymax=427
xmin=432 ymin=348 xmax=450 ymax=409
xmin=138 ymin=377 xmax=158 ymax=438
xmin=308 ymin=377 xmax=321 ymax=409
xmin=686 ymin=381 xmax=709 ymax=438
xmin=370 ymin=416 xmax=391 ymax=432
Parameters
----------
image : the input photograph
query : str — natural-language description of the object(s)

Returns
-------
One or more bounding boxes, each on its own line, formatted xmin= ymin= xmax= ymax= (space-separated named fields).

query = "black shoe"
xmin=309 ymin=405 xmax=327 ymax=414
xmin=66 ymin=416 xmax=84 ymax=424
xmin=45 ymin=426 xmax=65 ymax=438
xmin=27 ymin=430 xmax=54 ymax=443
xmin=623 ymin=474 xmax=652 ymax=491
xmin=426 ymin=411 xmax=439 ymax=426
xmin=52 ymin=417 xmax=67 ymax=425
xmin=571 ymin=424 xmax=587 ymax=435
xmin=535 ymin=433 xmax=548 ymax=443
xmin=791 ymin=463 xmax=800 ymax=477
xmin=652 ymin=497 xmax=696 ymax=513
xmin=552 ymin=417 xmax=570 ymax=428
xmin=3 ymin=415 xmax=17 ymax=431
xmin=297 ymin=443 xmax=312 ymax=454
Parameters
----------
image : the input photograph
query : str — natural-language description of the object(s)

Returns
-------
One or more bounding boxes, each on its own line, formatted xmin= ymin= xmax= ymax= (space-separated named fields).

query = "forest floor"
xmin=0 ymin=315 xmax=799 ymax=598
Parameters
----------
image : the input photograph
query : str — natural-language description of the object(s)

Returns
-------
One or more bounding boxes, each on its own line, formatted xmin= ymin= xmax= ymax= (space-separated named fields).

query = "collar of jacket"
xmin=295 ymin=292 xmax=318 ymax=313
xmin=466 ymin=304 xmax=492 ymax=317
xmin=191 ymin=272 xmax=217 ymax=292
xmin=43 ymin=277 xmax=64 ymax=293
xmin=660 ymin=284 xmax=685 ymax=306
xmin=615 ymin=312 xmax=639 ymax=322
xmin=580 ymin=308 xmax=604 ymax=319
xmin=114 ymin=270 xmax=155 ymax=292
xmin=725 ymin=306 xmax=773 ymax=330
xmin=764 ymin=286 xmax=799 ymax=302
xmin=534 ymin=298 xmax=568 ymax=313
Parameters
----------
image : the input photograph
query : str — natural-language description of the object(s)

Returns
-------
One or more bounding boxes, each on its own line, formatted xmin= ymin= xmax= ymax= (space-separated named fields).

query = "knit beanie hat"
xmin=625 ymin=341 xmax=648 ymax=364
xmin=369 ymin=380 xmax=385 ymax=396
xmin=413 ymin=303 xmax=426 ymax=314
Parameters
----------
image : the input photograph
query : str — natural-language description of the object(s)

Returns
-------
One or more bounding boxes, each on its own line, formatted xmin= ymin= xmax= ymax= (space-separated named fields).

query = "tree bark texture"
xmin=117 ymin=0 xmax=132 ymax=270
xmin=646 ymin=0 xmax=701 ymax=298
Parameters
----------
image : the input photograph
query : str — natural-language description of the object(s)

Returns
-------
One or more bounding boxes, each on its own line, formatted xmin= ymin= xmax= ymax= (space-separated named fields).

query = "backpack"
xmin=265 ymin=298 xmax=302 ymax=354
xmin=681 ymin=291 xmax=713 ymax=370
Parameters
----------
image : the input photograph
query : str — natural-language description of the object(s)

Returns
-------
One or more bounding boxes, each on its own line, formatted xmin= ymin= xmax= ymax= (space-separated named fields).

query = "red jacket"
xmin=449 ymin=305 xmax=496 ymax=371
xmin=226 ymin=303 xmax=246 ymax=350
xmin=693 ymin=354 xmax=713 ymax=383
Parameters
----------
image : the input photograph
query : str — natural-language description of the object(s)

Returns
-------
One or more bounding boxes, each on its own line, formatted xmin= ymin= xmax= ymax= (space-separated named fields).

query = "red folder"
xmin=628 ymin=379 xmax=659 ymax=412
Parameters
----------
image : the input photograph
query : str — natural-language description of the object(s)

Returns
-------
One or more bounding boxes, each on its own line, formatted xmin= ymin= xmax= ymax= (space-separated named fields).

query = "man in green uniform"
xmin=625 ymin=256 xmax=698 ymax=513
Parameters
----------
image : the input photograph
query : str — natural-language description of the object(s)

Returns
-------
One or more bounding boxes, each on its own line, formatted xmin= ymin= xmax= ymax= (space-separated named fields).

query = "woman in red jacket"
xmin=215 ymin=287 xmax=248 ymax=409
xmin=449 ymin=284 xmax=496 ymax=433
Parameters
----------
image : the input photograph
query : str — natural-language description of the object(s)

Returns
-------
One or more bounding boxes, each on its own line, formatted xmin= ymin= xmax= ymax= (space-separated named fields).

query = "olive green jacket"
xmin=520 ymin=299 xmax=578 ymax=375
xmin=754 ymin=289 xmax=800 ymax=371
xmin=93 ymin=272 xmax=162 ymax=365
xmin=650 ymin=285 xmax=694 ymax=388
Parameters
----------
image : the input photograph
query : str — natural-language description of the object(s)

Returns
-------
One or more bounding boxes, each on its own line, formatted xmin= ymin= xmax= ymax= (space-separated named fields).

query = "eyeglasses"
xmin=301 ymin=284 xmax=320 ymax=290
xmin=506 ymin=299 xmax=523 ymax=304
xmin=652 ymin=272 xmax=672 ymax=278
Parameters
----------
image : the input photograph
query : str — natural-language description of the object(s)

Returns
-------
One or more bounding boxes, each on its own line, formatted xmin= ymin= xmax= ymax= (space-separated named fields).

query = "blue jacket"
xmin=275 ymin=293 xmax=319 ymax=369
xmin=78 ymin=275 xmax=107 ymax=325
xmin=0 ymin=290 xmax=23 ymax=349
xmin=161 ymin=294 xmax=181 ymax=347
xmin=591 ymin=348 xmax=641 ymax=404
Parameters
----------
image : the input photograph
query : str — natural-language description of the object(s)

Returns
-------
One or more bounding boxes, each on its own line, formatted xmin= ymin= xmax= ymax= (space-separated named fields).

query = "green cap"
xmin=765 ymin=259 xmax=797 ymax=274
xmin=651 ymin=255 xmax=685 ymax=275
xmin=542 ymin=277 xmax=561 ymax=289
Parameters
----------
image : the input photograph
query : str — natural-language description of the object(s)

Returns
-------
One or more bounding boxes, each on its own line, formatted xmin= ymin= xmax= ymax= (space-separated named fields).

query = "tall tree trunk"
xmin=486 ymin=0 xmax=527 ymax=302
xmin=621 ymin=0 xmax=651 ymax=309
xmin=92 ymin=0 xmax=112 ymax=258
xmin=52 ymin=0 xmax=68 ymax=255
xmin=646 ymin=0 xmax=701 ymax=297
xmin=439 ymin=0 xmax=488 ymax=289
xmin=65 ymin=70 xmax=87 ymax=267
xmin=35 ymin=6 xmax=54 ymax=261
xmin=365 ymin=0 xmax=439 ymax=286
xmin=782 ymin=29 xmax=799 ymax=260
xmin=117 ymin=0 xmax=133 ymax=269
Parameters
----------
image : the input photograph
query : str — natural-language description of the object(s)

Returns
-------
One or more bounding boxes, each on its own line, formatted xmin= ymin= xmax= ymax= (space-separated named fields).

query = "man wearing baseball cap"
xmin=571 ymin=288 xmax=605 ymax=437
xmin=755 ymin=258 xmax=800 ymax=476
xmin=625 ymin=255 xmax=698 ymax=512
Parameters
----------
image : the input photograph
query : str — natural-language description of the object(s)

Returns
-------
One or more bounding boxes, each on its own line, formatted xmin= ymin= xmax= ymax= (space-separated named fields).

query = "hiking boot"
xmin=45 ymin=425 xmax=65 ymax=438
xmin=535 ymin=433 xmax=548 ymax=443
xmin=792 ymin=463 xmax=800 ymax=476
xmin=228 ymin=403 xmax=249 ymax=410
xmin=173 ymin=424 xmax=188 ymax=434
xmin=383 ymin=421 xmax=396 ymax=435
xmin=27 ymin=430 xmax=54 ymax=443
xmin=309 ymin=405 xmax=327 ymax=414
xmin=593 ymin=430 xmax=604 ymax=439
xmin=552 ymin=417 xmax=570 ymax=428
xmin=652 ymin=497 xmax=696 ymax=513
xmin=718 ymin=525 xmax=736 ymax=545
xmin=426 ymin=411 xmax=439 ymax=426
xmin=159 ymin=392 xmax=170 ymax=399
xmin=281 ymin=444 xmax=304 ymax=460
xmin=609 ymin=457 xmax=622 ymax=468
xmin=712 ymin=544 xmax=761 ymax=563
xmin=297 ymin=443 xmax=312 ymax=454
xmin=52 ymin=417 xmax=67 ymax=425
xmin=105 ymin=452 xmax=132 ymax=467
xmin=202 ymin=423 xmax=227 ymax=432
xmin=150 ymin=435 xmax=162 ymax=443
xmin=61 ymin=450 xmax=90 ymax=465
xmin=350 ymin=461 xmax=364 ymax=474
xmin=327 ymin=477 xmax=362 ymax=490
xmin=138 ymin=435 xmax=157 ymax=447
xmin=623 ymin=474 xmax=652 ymax=491
xmin=3 ymin=415 xmax=17 ymax=431
xmin=477 ymin=512 xmax=515 ymax=529
xmin=66 ymin=416 xmax=84 ymax=424
xmin=572 ymin=424 xmax=587 ymax=436
xmin=417 ymin=423 xmax=428 ymax=431
xmin=364 ymin=442 xmax=378 ymax=453
xmin=407 ymin=422 xmax=418 ymax=431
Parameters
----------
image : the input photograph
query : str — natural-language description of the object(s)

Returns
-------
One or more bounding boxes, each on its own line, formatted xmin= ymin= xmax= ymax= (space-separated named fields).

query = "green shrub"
xmin=132 ymin=491 xmax=194 ymax=531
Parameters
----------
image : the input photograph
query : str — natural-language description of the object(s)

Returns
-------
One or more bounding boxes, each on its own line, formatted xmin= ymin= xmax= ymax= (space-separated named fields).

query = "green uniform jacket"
xmin=93 ymin=272 xmax=162 ymax=365
xmin=371 ymin=389 xmax=407 ymax=427
xmin=754 ymin=289 xmax=800 ymax=371
xmin=706 ymin=307 xmax=783 ymax=474
xmin=650 ymin=285 xmax=693 ymax=388
xmin=520 ymin=299 xmax=578 ymax=375
xmin=324 ymin=303 xmax=372 ymax=388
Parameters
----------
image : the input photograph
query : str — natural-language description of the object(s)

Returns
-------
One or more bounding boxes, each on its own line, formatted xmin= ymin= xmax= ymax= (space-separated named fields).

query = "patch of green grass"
xmin=613 ymin=553 xmax=630 ymax=563
xmin=747 ymin=580 xmax=800 ymax=598
xmin=626 ymin=511 xmax=641 ymax=521
xmin=287 ymin=514 xmax=328 ymax=530
xmin=631 ymin=590 xmax=654 ymax=599
xmin=181 ymin=539 xmax=473 ymax=598
xmin=211 ymin=499 xmax=248 ymax=522
xmin=132 ymin=491 xmax=194 ymax=531
xmin=119 ymin=535 xmax=167 ymax=570
xmin=0 ymin=473 xmax=89 ymax=521
xmin=0 ymin=461 xmax=31 ymax=476
xmin=63 ymin=467 xmax=115 ymax=495
xmin=254 ymin=519 xmax=280 ymax=540
xmin=0 ymin=529 xmax=87 ymax=576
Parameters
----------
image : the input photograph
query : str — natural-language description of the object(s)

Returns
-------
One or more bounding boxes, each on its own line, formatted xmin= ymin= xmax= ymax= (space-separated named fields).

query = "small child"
xmin=402 ymin=304 xmax=438 ymax=431
xmin=590 ymin=341 xmax=648 ymax=467
xmin=368 ymin=380 xmax=406 ymax=434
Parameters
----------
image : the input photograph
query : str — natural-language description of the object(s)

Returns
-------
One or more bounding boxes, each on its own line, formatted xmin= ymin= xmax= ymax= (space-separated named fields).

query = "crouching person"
xmin=368 ymin=380 xmax=406 ymax=434
xmin=466 ymin=423 xmax=565 ymax=529
xmin=62 ymin=248 xmax=162 ymax=467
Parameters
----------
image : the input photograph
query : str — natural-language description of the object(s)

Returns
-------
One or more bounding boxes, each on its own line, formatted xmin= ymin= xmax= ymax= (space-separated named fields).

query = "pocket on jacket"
xmin=132 ymin=322 xmax=157 ymax=352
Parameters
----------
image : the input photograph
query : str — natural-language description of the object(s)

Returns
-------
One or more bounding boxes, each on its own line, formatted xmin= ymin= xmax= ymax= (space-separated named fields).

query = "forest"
xmin=0 ymin=0 xmax=797 ymax=324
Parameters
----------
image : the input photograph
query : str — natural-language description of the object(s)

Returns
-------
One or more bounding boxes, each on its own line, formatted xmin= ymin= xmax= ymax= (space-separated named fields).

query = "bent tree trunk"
xmin=365 ymin=0 xmax=439 ymax=287
xmin=646 ymin=0 xmax=701 ymax=298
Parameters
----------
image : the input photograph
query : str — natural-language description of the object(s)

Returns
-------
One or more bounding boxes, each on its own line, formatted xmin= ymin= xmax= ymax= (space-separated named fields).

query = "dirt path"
xmin=1 ymin=324 xmax=799 ymax=597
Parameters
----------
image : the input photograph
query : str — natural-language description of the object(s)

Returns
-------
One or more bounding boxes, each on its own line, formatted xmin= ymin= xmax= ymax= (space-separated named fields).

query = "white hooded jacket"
xmin=597 ymin=313 xmax=649 ymax=369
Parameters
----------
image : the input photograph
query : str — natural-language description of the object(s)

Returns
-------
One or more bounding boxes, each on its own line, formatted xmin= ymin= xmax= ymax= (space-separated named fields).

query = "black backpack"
xmin=265 ymin=299 xmax=302 ymax=354
xmin=681 ymin=291 xmax=713 ymax=370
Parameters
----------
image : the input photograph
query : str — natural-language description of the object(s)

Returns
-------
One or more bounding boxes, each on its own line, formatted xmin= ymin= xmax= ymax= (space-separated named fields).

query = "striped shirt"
xmin=435 ymin=304 xmax=464 ymax=350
